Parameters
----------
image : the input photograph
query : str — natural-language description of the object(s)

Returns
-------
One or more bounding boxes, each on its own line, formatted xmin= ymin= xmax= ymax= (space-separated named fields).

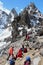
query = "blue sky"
xmin=0 ymin=0 xmax=43 ymax=14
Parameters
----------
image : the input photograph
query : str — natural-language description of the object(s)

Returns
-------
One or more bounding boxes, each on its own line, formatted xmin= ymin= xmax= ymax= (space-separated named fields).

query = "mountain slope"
xmin=0 ymin=8 xmax=18 ymax=49
xmin=0 ymin=10 xmax=9 ymax=29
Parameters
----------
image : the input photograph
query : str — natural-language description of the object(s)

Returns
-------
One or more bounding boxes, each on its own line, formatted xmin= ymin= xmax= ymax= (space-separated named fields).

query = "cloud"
xmin=20 ymin=9 xmax=23 ymax=11
xmin=0 ymin=1 xmax=3 ymax=9
xmin=0 ymin=1 xmax=10 ymax=14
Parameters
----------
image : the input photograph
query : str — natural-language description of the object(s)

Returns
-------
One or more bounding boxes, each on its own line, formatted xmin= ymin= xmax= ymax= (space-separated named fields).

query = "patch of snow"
xmin=36 ymin=9 xmax=39 ymax=13
xmin=0 ymin=41 xmax=11 ymax=50
xmin=18 ymin=27 xmax=23 ymax=30
xmin=0 ymin=42 xmax=6 ymax=47
xmin=0 ymin=25 xmax=4 ymax=28
xmin=0 ymin=1 xmax=10 ymax=14
xmin=19 ymin=31 xmax=23 ymax=36
xmin=27 ymin=28 xmax=31 ymax=32
xmin=0 ymin=27 xmax=11 ymax=40
xmin=33 ymin=56 xmax=41 ymax=65
xmin=26 ymin=28 xmax=32 ymax=34
xmin=10 ymin=12 xmax=14 ymax=21
xmin=25 ymin=26 xmax=28 ymax=30
xmin=0 ymin=29 xmax=4 ymax=34
xmin=36 ymin=20 xmax=39 ymax=24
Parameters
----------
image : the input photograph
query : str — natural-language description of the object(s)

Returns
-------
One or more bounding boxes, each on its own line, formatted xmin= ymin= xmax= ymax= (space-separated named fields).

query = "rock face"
xmin=0 ymin=9 xmax=12 ymax=47
xmin=7 ymin=8 xmax=18 ymax=23
xmin=0 ymin=8 xmax=18 ymax=43
xmin=11 ymin=3 xmax=43 ymax=42
xmin=19 ymin=10 xmax=31 ymax=27
xmin=11 ymin=11 xmax=31 ymax=42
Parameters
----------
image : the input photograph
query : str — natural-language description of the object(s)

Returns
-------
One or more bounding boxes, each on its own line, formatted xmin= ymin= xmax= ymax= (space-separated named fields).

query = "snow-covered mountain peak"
xmin=0 ymin=9 xmax=9 ymax=29
xmin=7 ymin=8 xmax=18 ymax=22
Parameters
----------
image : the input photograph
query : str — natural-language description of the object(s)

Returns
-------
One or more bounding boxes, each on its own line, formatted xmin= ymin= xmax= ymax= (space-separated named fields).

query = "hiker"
xmin=26 ymin=34 xmax=30 ymax=41
xmin=16 ymin=48 xmax=23 ymax=58
xmin=9 ymin=55 xmax=15 ymax=65
xmin=7 ymin=46 xmax=14 ymax=60
xmin=21 ymin=44 xmax=24 ymax=52
xmin=21 ymin=44 xmax=27 ymax=53
xmin=24 ymin=56 xmax=31 ymax=65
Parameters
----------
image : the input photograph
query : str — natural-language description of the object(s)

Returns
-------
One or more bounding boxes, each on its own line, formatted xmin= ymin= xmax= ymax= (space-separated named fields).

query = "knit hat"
xmin=26 ymin=56 xmax=31 ymax=61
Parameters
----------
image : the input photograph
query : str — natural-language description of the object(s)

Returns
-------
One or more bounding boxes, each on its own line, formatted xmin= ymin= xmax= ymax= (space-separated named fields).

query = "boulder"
xmin=40 ymin=49 xmax=43 ymax=56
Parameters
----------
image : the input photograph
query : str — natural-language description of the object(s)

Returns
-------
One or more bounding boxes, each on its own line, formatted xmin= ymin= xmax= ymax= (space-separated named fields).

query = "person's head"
xmin=22 ymin=44 xmax=24 ymax=48
xmin=26 ymin=56 xmax=31 ymax=62
xmin=11 ymin=45 xmax=14 ymax=48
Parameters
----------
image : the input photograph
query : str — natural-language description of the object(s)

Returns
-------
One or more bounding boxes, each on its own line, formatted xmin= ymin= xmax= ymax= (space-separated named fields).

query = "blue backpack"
xmin=9 ymin=58 xmax=15 ymax=65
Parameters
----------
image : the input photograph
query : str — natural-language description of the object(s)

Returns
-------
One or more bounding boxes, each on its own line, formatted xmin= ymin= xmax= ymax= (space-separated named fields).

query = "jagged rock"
xmin=7 ymin=8 xmax=18 ymax=23
xmin=11 ymin=10 xmax=31 ymax=42
xmin=24 ymin=39 xmax=43 ymax=49
xmin=40 ymin=49 xmax=43 ymax=56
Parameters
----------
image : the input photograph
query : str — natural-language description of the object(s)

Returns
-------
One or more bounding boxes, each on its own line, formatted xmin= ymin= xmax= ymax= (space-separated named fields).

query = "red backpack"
xmin=24 ymin=48 xmax=27 ymax=53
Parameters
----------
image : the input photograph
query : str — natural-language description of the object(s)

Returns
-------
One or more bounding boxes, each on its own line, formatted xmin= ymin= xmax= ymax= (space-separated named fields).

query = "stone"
xmin=40 ymin=49 xmax=43 ymax=56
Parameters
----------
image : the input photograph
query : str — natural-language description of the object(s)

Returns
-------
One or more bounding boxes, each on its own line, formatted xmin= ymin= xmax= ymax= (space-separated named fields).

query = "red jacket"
xmin=16 ymin=49 xmax=23 ymax=58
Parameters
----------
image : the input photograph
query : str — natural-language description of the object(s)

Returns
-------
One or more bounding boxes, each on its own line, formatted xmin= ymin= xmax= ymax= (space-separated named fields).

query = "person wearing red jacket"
xmin=26 ymin=34 xmax=30 ymax=40
xmin=16 ymin=49 xmax=23 ymax=58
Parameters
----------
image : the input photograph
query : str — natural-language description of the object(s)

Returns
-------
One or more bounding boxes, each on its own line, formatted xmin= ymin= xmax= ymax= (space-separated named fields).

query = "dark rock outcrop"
xmin=11 ymin=3 xmax=43 ymax=42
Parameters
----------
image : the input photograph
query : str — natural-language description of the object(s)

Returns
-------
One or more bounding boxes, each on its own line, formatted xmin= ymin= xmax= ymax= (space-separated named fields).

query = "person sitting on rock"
xmin=24 ymin=56 xmax=31 ymax=65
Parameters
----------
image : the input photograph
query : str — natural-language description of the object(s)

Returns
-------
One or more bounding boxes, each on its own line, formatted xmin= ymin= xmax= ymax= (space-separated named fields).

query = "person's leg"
xmin=13 ymin=62 xmax=15 ymax=65
xmin=10 ymin=62 xmax=15 ymax=65
xmin=12 ymin=54 xmax=14 ymax=58
xmin=7 ymin=54 xmax=10 ymax=60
